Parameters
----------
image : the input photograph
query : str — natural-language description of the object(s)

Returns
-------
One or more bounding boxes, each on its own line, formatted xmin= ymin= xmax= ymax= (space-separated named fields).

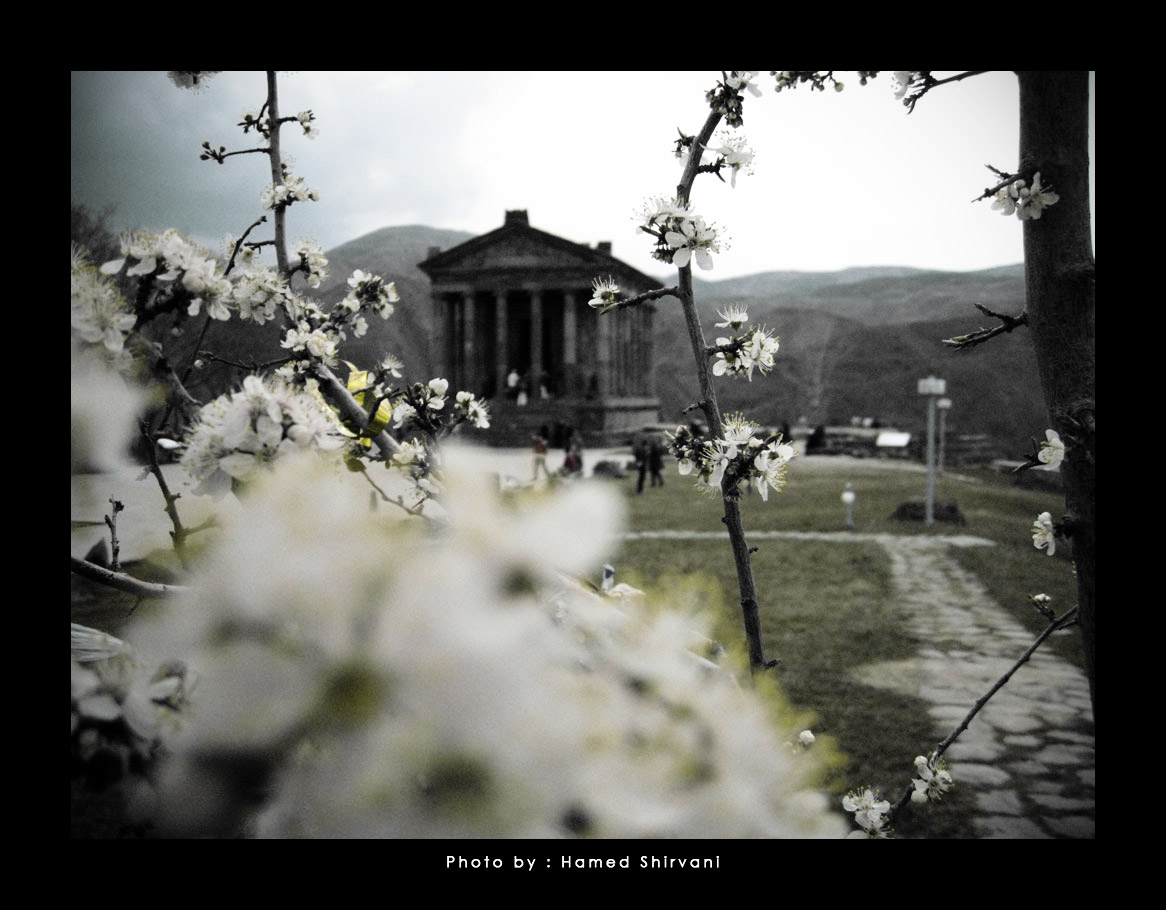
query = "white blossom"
xmin=124 ymin=451 xmax=845 ymax=838
xmin=589 ymin=276 xmax=621 ymax=310
xmin=1016 ymin=172 xmax=1060 ymax=220
xmin=715 ymin=305 xmax=749 ymax=331
xmin=1032 ymin=511 xmax=1056 ymax=556
xmin=910 ymin=753 xmax=954 ymax=804
xmin=72 ymin=248 xmax=137 ymax=354
xmin=715 ymin=134 xmax=755 ymax=187
xmin=891 ymin=71 xmax=923 ymax=101
xmin=180 ymin=374 xmax=348 ymax=497
xmin=665 ymin=216 xmax=720 ymax=271
xmin=1038 ymin=429 xmax=1065 ymax=470
xmin=842 ymin=787 xmax=891 ymax=837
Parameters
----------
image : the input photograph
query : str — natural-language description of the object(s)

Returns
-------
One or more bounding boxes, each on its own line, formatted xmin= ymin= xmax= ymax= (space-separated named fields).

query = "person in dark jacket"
xmin=633 ymin=436 xmax=650 ymax=494
xmin=648 ymin=438 xmax=666 ymax=487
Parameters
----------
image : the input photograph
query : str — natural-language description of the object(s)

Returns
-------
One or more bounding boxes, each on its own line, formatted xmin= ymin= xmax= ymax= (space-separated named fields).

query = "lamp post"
xmin=917 ymin=376 xmax=946 ymax=527
xmin=841 ymin=483 xmax=856 ymax=529
xmin=936 ymin=397 xmax=952 ymax=473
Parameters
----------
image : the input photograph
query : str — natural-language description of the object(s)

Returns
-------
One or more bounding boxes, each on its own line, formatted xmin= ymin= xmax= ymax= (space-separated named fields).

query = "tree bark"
xmin=1017 ymin=71 xmax=1095 ymax=719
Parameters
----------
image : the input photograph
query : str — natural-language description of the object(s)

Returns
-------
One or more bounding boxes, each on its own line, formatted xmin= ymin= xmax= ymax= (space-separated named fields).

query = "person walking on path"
xmin=531 ymin=428 xmax=551 ymax=482
xmin=561 ymin=430 xmax=583 ymax=477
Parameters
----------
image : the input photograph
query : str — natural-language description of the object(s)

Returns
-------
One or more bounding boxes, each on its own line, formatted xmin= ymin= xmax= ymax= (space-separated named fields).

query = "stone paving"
xmin=626 ymin=529 xmax=1096 ymax=839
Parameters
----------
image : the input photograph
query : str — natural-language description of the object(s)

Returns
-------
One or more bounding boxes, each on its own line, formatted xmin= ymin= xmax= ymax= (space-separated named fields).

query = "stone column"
xmin=461 ymin=291 xmax=476 ymax=392
xmin=494 ymin=290 xmax=508 ymax=398
xmin=596 ymin=302 xmax=610 ymax=398
xmin=563 ymin=290 xmax=578 ymax=397
xmin=530 ymin=288 xmax=543 ymax=396
xmin=641 ymin=304 xmax=655 ymax=397
xmin=432 ymin=290 xmax=448 ymax=379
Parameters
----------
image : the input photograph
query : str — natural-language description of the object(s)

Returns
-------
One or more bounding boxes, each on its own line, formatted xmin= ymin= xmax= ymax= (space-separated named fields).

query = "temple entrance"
xmin=420 ymin=211 xmax=663 ymax=444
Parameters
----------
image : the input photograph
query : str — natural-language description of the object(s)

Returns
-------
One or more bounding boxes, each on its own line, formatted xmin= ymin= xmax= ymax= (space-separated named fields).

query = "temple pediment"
xmin=446 ymin=234 xmax=594 ymax=273
xmin=419 ymin=210 xmax=662 ymax=291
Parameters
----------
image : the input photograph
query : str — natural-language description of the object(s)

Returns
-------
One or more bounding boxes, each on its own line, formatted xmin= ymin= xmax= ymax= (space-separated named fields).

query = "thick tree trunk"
xmin=1017 ymin=71 xmax=1095 ymax=720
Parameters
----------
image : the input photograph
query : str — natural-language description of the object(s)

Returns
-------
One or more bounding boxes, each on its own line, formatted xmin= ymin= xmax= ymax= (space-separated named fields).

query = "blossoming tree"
xmin=70 ymin=71 xmax=847 ymax=838
xmin=588 ymin=70 xmax=1093 ymax=836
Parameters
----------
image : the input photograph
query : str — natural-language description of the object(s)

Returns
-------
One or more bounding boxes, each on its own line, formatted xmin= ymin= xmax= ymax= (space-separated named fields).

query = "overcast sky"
xmin=71 ymin=71 xmax=1095 ymax=282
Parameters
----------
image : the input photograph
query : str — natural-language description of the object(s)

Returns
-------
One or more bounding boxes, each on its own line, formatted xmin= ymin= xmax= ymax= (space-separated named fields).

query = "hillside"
xmin=183 ymin=223 xmax=1041 ymax=461
xmin=309 ymin=225 xmax=475 ymax=378
xmin=670 ymin=261 xmax=1040 ymax=457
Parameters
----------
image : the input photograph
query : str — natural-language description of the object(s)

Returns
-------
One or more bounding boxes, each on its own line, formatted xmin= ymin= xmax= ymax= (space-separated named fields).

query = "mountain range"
xmin=201 ymin=225 xmax=1045 ymax=459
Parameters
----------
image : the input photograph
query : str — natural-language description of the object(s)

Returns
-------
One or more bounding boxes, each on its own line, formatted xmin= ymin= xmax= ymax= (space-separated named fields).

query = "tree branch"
xmin=598 ymin=286 xmax=680 ymax=314
xmin=942 ymin=304 xmax=1028 ymax=350
xmin=313 ymin=362 xmax=403 ymax=458
xmin=670 ymin=104 xmax=772 ymax=673
xmin=266 ymin=71 xmax=290 ymax=277
xmin=71 ymin=555 xmax=191 ymax=598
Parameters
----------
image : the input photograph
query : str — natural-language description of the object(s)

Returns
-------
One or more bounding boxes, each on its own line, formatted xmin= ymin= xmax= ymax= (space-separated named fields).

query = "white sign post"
xmin=917 ymin=376 xmax=946 ymax=526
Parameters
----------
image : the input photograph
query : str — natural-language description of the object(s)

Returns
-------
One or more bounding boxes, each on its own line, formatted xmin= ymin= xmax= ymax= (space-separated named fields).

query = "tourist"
xmin=561 ymin=431 xmax=584 ymax=477
xmin=648 ymin=438 xmax=666 ymax=488
xmin=633 ymin=435 xmax=650 ymax=494
xmin=531 ymin=428 xmax=551 ymax=481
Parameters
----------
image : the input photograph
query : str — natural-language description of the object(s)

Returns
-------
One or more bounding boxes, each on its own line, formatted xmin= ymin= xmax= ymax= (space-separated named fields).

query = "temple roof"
xmin=418 ymin=210 xmax=664 ymax=291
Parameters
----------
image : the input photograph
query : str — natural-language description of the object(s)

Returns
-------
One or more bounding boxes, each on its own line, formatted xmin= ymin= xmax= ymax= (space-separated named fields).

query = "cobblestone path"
xmin=625 ymin=529 xmax=1096 ymax=839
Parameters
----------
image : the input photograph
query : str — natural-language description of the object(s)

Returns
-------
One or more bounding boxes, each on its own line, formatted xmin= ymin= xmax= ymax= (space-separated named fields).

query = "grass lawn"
xmin=609 ymin=456 xmax=1081 ymax=838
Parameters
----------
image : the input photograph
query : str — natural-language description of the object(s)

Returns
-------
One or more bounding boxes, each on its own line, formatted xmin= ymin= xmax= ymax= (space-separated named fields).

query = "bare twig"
xmin=943 ymin=304 xmax=1028 ymax=350
xmin=597 ymin=286 xmax=680 ymax=314
xmin=71 ymin=555 xmax=191 ymax=598
xmin=103 ymin=499 xmax=124 ymax=573
xmin=887 ymin=605 xmax=1079 ymax=822
xmin=904 ymin=71 xmax=989 ymax=114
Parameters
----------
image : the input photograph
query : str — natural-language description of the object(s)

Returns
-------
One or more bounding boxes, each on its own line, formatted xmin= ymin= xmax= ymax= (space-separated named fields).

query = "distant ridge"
xmin=302 ymin=225 xmax=1039 ymax=456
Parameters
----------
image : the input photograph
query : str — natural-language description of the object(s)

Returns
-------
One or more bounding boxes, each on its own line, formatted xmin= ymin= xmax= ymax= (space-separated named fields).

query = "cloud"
xmin=72 ymin=71 xmax=1090 ymax=278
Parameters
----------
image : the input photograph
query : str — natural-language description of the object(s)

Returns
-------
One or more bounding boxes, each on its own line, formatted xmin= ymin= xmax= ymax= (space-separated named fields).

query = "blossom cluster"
xmin=259 ymin=173 xmax=320 ymax=211
xmin=637 ymin=197 xmax=724 ymax=271
xmin=387 ymin=437 xmax=442 ymax=510
xmin=179 ymin=373 xmax=350 ymax=497
xmin=71 ymin=624 xmax=193 ymax=817
xmin=1032 ymin=511 xmax=1057 ymax=556
xmin=992 ymin=172 xmax=1060 ymax=221
xmin=842 ymin=787 xmax=891 ymax=838
xmin=72 ymin=245 xmax=137 ymax=357
xmin=772 ymin=71 xmax=871 ymax=94
xmin=910 ymin=752 xmax=954 ymax=804
xmin=118 ymin=451 xmax=845 ymax=838
xmin=277 ymin=268 xmax=399 ymax=373
xmin=230 ymin=262 xmax=296 ymax=325
xmin=675 ymin=130 xmax=755 ymax=189
xmin=705 ymin=71 xmax=761 ymax=127
xmin=711 ymin=305 xmax=780 ymax=381
xmin=341 ymin=269 xmax=398 ymax=320
xmin=295 ymin=110 xmax=318 ymax=139
xmin=890 ymin=71 xmax=926 ymax=104
xmin=389 ymin=378 xmax=490 ymax=437
xmin=668 ymin=415 xmax=795 ymax=501
xmin=294 ymin=238 xmax=329 ymax=288
xmin=101 ymin=228 xmax=234 ymax=321
xmin=1037 ymin=428 xmax=1065 ymax=469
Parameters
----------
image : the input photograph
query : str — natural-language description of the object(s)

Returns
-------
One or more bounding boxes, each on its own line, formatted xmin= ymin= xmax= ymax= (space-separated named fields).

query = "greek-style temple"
xmin=418 ymin=210 xmax=663 ymax=444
